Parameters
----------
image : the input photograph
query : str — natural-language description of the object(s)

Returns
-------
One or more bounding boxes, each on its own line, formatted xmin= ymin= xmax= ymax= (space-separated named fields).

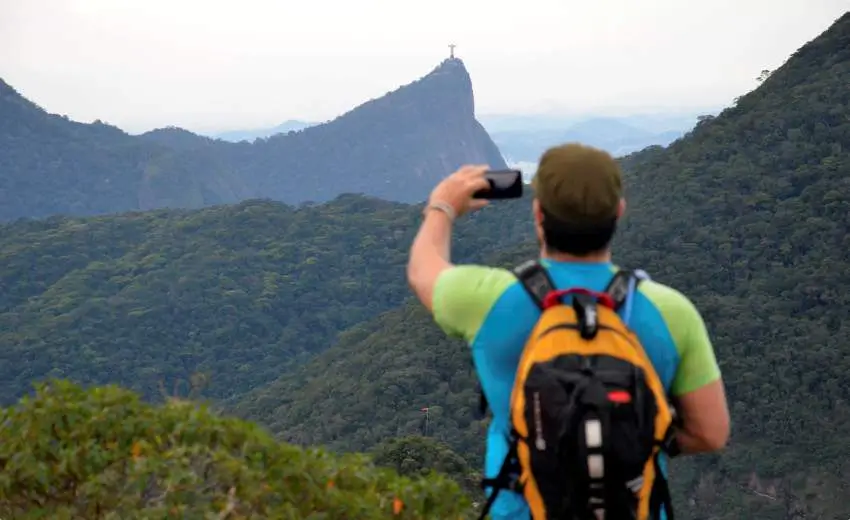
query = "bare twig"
xmin=218 ymin=486 xmax=237 ymax=519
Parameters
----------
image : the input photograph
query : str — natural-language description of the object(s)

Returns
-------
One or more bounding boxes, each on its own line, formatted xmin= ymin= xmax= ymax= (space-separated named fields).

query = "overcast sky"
xmin=2 ymin=0 xmax=847 ymax=134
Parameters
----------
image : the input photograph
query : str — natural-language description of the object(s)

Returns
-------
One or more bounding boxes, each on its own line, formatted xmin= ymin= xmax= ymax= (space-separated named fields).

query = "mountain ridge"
xmin=0 ymin=58 xmax=505 ymax=221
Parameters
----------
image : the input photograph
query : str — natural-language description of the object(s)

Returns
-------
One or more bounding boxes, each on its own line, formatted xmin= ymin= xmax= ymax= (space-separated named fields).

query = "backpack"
xmin=477 ymin=260 xmax=679 ymax=520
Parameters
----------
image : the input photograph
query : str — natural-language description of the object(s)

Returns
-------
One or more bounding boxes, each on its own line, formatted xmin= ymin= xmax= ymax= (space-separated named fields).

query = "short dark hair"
xmin=541 ymin=205 xmax=618 ymax=256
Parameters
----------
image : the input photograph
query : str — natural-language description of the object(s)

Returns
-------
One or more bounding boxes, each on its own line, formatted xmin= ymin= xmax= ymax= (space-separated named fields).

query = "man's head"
xmin=531 ymin=143 xmax=625 ymax=257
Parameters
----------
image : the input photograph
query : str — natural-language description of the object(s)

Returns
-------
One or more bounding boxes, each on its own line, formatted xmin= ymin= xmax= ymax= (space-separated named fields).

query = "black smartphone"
xmin=473 ymin=169 xmax=523 ymax=199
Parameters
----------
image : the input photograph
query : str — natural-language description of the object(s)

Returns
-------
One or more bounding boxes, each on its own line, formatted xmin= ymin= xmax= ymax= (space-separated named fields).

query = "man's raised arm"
xmin=407 ymin=165 xmax=490 ymax=312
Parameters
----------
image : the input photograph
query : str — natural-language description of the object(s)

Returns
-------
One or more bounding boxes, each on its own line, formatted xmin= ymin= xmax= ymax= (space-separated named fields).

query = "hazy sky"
xmin=2 ymin=0 xmax=847 ymax=134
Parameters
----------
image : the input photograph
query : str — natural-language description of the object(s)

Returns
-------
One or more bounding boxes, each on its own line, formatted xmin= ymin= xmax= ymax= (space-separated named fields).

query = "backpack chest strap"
xmin=514 ymin=260 xmax=645 ymax=313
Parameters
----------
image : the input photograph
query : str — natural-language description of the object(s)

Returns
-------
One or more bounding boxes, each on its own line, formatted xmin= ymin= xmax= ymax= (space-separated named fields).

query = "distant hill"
xmin=0 ymin=193 xmax=532 ymax=405
xmin=0 ymin=58 xmax=506 ymax=221
xmin=489 ymin=115 xmax=700 ymax=165
xmin=231 ymin=11 xmax=850 ymax=519
xmin=478 ymin=111 xmax=715 ymax=134
xmin=210 ymin=119 xmax=315 ymax=142
xmin=137 ymin=126 xmax=224 ymax=151
xmin=0 ymin=82 xmax=233 ymax=221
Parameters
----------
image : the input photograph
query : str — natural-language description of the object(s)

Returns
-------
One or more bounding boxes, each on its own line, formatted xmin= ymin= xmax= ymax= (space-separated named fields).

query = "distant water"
xmin=505 ymin=159 xmax=537 ymax=183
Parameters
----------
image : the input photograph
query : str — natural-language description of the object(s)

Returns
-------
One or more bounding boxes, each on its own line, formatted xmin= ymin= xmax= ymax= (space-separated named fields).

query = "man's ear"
xmin=532 ymin=199 xmax=547 ymax=247
xmin=617 ymin=198 xmax=626 ymax=218
xmin=532 ymin=199 xmax=544 ymax=224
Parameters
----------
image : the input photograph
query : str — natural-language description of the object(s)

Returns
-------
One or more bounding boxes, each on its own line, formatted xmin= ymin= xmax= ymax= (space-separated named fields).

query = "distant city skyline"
xmin=1 ymin=0 xmax=846 ymax=134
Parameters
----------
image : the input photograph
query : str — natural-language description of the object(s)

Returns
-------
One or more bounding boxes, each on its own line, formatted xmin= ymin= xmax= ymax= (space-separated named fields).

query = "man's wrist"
xmin=423 ymin=201 xmax=457 ymax=223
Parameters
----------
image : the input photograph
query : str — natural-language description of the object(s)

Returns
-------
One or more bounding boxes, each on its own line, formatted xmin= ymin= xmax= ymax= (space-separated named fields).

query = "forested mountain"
xmin=230 ymin=244 xmax=531 ymax=461
xmin=0 ymin=194 xmax=532 ymax=406
xmin=230 ymin=11 xmax=850 ymax=519
xmin=0 ymin=58 xmax=505 ymax=221
xmin=2 ymin=9 xmax=849 ymax=520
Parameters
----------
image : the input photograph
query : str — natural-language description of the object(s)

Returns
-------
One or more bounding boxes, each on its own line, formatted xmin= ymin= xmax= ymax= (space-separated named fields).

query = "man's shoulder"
xmin=635 ymin=277 xmax=721 ymax=395
xmin=636 ymin=278 xmax=701 ymax=319
xmin=432 ymin=264 xmax=523 ymax=342
xmin=436 ymin=264 xmax=518 ymax=293
xmin=634 ymin=277 xmax=708 ymax=352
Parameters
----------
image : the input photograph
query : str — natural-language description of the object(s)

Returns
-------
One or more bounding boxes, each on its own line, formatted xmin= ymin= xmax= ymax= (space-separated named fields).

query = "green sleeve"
xmin=432 ymin=265 xmax=517 ymax=343
xmin=671 ymin=302 xmax=720 ymax=395
xmin=642 ymin=282 xmax=722 ymax=396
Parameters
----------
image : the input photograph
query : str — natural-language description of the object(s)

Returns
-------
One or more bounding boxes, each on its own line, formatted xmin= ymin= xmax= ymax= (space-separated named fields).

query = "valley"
xmin=0 ymin=9 xmax=849 ymax=520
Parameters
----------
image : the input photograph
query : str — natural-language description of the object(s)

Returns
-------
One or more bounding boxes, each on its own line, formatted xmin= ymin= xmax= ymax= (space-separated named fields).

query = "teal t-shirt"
xmin=432 ymin=259 xmax=721 ymax=520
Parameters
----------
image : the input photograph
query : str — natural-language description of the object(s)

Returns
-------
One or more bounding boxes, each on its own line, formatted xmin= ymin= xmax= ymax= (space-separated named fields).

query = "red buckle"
xmin=542 ymin=288 xmax=615 ymax=310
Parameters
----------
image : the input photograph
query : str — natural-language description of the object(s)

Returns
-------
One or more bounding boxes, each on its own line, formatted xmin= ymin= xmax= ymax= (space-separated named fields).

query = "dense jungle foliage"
xmin=0 ymin=10 xmax=848 ymax=520
xmin=0 ymin=193 xmax=532 ymax=405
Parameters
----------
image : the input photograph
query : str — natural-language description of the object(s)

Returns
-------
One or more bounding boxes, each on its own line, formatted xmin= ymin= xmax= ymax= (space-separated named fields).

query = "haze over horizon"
xmin=2 ymin=0 xmax=847 ymax=135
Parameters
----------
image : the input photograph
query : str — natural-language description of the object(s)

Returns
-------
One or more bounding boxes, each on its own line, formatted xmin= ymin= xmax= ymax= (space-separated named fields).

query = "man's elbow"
xmin=406 ymin=262 xmax=433 ymax=311
xmin=702 ymin=422 xmax=730 ymax=452
xmin=707 ymin=405 xmax=731 ymax=451
xmin=691 ymin=415 xmax=730 ymax=453
xmin=673 ymin=379 xmax=731 ymax=454
xmin=406 ymin=261 xmax=421 ymax=292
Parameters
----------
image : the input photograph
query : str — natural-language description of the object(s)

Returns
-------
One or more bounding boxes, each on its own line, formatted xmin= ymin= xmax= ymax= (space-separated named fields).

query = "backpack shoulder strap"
xmin=477 ymin=259 xmax=555 ymax=418
xmin=512 ymin=259 xmax=556 ymax=309
xmin=604 ymin=269 xmax=635 ymax=311
xmin=604 ymin=268 xmax=650 ymax=325
xmin=604 ymin=268 xmax=651 ymax=307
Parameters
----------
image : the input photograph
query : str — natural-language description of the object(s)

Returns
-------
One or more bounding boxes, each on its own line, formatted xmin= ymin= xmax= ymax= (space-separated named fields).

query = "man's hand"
xmin=427 ymin=164 xmax=491 ymax=218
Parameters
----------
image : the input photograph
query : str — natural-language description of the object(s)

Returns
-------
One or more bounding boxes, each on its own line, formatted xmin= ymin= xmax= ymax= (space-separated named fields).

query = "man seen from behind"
xmin=406 ymin=143 xmax=731 ymax=519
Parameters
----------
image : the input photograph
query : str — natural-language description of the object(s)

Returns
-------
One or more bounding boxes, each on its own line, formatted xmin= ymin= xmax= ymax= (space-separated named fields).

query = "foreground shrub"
xmin=0 ymin=380 xmax=471 ymax=519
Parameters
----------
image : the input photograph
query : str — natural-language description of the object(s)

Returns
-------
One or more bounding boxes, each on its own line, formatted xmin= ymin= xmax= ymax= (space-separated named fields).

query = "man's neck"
xmin=540 ymin=248 xmax=612 ymax=264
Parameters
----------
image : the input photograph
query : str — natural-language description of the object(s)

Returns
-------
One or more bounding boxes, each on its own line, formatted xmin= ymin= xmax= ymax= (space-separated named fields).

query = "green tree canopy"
xmin=0 ymin=380 xmax=472 ymax=519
